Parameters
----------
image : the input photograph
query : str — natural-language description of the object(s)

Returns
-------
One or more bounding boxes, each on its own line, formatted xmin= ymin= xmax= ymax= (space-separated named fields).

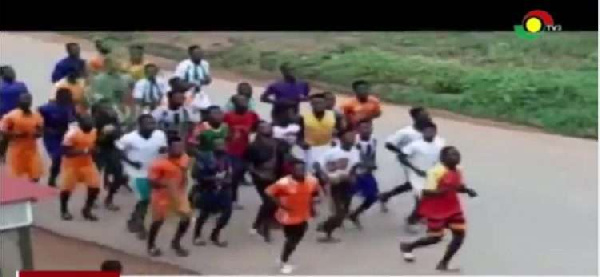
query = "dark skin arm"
xmin=398 ymin=153 xmax=426 ymax=177
xmin=385 ymin=142 xmax=403 ymax=155
xmin=296 ymin=117 xmax=310 ymax=150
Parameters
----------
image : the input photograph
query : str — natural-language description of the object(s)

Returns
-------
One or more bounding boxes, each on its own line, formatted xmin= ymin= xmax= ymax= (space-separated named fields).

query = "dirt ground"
xmin=32 ymin=228 xmax=198 ymax=275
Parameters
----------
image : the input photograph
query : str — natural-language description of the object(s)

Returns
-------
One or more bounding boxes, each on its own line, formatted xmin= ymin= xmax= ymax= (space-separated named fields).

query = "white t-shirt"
xmin=115 ymin=130 xmax=168 ymax=178
xmin=401 ymin=137 xmax=446 ymax=172
xmin=174 ymin=59 xmax=210 ymax=89
xmin=356 ymin=134 xmax=377 ymax=164
xmin=274 ymin=123 xmax=301 ymax=145
xmin=386 ymin=125 xmax=423 ymax=149
xmin=133 ymin=77 xmax=170 ymax=106
xmin=318 ymin=145 xmax=361 ymax=182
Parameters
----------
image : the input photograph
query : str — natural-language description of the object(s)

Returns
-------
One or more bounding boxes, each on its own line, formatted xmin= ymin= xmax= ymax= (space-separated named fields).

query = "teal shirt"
xmin=90 ymin=72 xmax=131 ymax=104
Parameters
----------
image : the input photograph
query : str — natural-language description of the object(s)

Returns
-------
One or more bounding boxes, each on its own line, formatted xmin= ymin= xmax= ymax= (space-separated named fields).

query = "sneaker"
xmin=399 ymin=242 xmax=415 ymax=262
xmin=348 ymin=213 xmax=363 ymax=230
xmin=193 ymin=237 xmax=207 ymax=246
xmin=172 ymin=244 xmax=189 ymax=257
xmin=61 ymin=212 xmax=73 ymax=221
xmin=249 ymin=228 xmax=259 ymax=235
xmin=280 ymin=264 xmax=295 ymax=274
xmin=404 ymin=223 xmax=419 ymax=234
xmin=82 ymin=210 xmax=98 ymax=221
xmin=148 ymin=247 xmax=162 ymax=257
xmin=436 ymin=263 xmax=461 ymax=272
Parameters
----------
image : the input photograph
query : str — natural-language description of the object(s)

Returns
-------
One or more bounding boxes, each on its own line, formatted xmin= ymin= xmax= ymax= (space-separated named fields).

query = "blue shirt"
xmin=38 ymin=102 xmax=75 ymax=136
xmin=51 ymin=57 xmax=86 ymax=83
xmin=263 ymin=79 xmax=310 ymax=113
xmin=0 ymin=81 xmax=29 ymax=117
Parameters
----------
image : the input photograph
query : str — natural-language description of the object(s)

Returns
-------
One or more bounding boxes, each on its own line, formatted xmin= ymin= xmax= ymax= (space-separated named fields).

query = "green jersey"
xmin=194 ymin=122 xmax=229 ymax=152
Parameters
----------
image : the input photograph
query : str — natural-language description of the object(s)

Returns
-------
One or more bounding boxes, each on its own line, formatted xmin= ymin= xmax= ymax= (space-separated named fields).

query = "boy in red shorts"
xmin=147 ymin=136 xmax=192 ymax=257
xmin=399 ymin=146 xmax=477 ymax=272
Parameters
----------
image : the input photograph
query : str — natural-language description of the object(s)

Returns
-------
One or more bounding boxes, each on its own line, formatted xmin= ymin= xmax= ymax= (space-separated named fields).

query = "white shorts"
xmin=303 ymin=145 xmax=331 ymax=173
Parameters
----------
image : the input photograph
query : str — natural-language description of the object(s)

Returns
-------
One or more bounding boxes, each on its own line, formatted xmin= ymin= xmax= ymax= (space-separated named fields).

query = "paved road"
xmin=1 ymin=32 xmax=597 ymax=275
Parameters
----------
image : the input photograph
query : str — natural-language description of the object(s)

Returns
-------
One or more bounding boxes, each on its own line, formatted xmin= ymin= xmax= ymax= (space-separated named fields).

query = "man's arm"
xmin=201 ymin=61 xmax=212 ymax=85
xmin=296 ymin=117 xmax=310 ymax=150
xmin=260 ymin=85 xmax=276 ymax=104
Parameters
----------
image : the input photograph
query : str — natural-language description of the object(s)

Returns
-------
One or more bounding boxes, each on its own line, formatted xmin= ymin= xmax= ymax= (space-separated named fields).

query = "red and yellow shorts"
xmin=426 ymin=212 xmax=466 ymax=237
xmin=60 ymin=165 xmax=101 ymax=192
xmin=151 ymin=191 xmax=192 ymax=221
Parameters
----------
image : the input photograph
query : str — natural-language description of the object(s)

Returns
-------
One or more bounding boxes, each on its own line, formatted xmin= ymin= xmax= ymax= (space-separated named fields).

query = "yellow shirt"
xmin=122 ymin=61 xmax=146 ymax=81
xmin=302 ymin=110 xmax=336 ymax=146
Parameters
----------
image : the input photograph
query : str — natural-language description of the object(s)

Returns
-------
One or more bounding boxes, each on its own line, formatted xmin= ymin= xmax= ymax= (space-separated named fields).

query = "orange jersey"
xmin=0 ymin=109 xmax=44 ymax=179
xmin=340 ymin=96 xmax=382 ymax=125
xmin=53 ymin=78 xmax=86 ymax=103
xmin=266 ymin=175 xmax=319 ymax=225
xmin=148 ymin=154 xmax=191 ymax=193
xmin=61 ymin=126 xmax=97 ymax=168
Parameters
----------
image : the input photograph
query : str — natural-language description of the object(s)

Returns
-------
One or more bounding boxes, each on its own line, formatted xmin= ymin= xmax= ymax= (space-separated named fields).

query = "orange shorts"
xmin=6 ymin=146 xmax=43 ymax=180
xmin=60 ymin=164 xmax=101 ymax=192
xmin=426 ymin=212 xmax=466 ymax=237
xmin=151 ymin=191 xmax=192 ymax=221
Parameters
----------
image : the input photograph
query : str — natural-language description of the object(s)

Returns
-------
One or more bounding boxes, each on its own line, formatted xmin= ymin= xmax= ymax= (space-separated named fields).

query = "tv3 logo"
xmin=514 ymin=10 xmax=562 ymax=39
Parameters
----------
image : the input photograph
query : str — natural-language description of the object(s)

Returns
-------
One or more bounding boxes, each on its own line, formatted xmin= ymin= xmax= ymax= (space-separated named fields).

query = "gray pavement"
xmin=0 ymin=32 xmax=597 ymax=275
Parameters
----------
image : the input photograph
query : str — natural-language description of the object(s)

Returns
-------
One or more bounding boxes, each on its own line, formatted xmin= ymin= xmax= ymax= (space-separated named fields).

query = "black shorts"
xmin=94 ymin=149 xmax=123 ymax=175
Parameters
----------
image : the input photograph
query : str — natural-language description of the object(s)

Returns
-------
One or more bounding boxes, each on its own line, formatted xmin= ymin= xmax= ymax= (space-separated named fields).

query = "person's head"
xmin=213 ymin=138 xmax=227 ymax=154
xmin=95 ymin=39 xmax=111 ymax=55
xmin=357 ymin=119 xmax=373 ymax=138
xmin=409 ymin=106 xmax=431 ymax=126
xmin=55 ymin=88 xmax=73 ymax=106
xmin=18 ymin=93 xmax=32 ymax=111
xmin=309 ymin=93 xmax=327 ymax=113
xmin=65 ymin=43 xmax=80 ymax=58
xmin=100 ymin=260 xmax=123 ymax=273
xmin=1 ymin=66 xmax=16 ymax=82
xmin=138 ymin=114 xmax=157 ymax=134
xmin=339 ymin=127 xmax=357 ymax=148
xmin=167 ymin=136 xmax=185 ymax=158
xmin=440 ymin=146 xmax=461 ymax=168
xmin=236 ymin=82 xmax=253 ymax=99
xmin=352 ymin=80 xmax=370 ymax=102
xmin=231 ymin=94 xmax=249 ymax=113
xmin=323 ymin=91 xmax=336 ymax=110
xmin=144 ymin=63 xmax=159 ymax=79
xmin=167 ymin=90 xmax=186 ymax=108
xmin=129 ymin=44 xmax=144 ymax=63
xmin=78 ymin=114 xmax=94 ymax=132
xmin=420 ymin=120 xmax=437 ymax=142
xmin=256 ymin=121 xmax=273 ymax=138
xmin=206 ymin=105 xmax=224 ymax=125
xmin=279 ymin=63 xmax=295 ymax=81
xmin=290 ymin=159 xmax=306 ymax=181
xmin=188 ymin=45 xmax=204 ymax=63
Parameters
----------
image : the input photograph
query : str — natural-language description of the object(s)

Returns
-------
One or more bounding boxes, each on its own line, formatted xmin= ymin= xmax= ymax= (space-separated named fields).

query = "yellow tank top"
xmin=303 ymin=111 xmax=336 ymax=146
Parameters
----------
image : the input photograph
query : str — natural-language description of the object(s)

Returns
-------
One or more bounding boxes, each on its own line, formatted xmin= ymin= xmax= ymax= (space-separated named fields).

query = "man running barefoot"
xmin=266 ymin=159 xmax=319 ymax=274
xmin=191 ymin=138 xmax=234 ymax=247
xmin=379 ymin=106 xmax=432 ymax=212
xmin=314 ymin=128 xmax=361 ymax=242
xmin=147 ymin=136 xmax=192 ymax=257
xmin=399 ymin=146 xmax=477 ymax=272
xmin=59 ymin=114 xmax=101 ymax=221
xmin=116 ymin=114 xmax=167 ymax=240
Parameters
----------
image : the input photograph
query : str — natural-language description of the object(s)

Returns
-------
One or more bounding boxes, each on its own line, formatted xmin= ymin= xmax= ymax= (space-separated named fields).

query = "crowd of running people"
xmin=0 ymin=40 xmax=478 ymax=274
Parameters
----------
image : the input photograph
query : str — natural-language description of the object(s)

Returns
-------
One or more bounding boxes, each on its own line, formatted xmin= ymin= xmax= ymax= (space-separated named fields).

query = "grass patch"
xmin=64 ymin=31 xmax=598 ymax=138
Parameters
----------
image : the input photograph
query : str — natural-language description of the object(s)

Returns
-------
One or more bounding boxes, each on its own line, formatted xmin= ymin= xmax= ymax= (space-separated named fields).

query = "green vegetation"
xmin=66 ymin=32 xmax=598 ymax=138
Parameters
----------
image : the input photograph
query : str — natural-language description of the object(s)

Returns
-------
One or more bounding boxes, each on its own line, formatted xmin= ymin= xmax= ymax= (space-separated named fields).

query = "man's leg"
xmin=210 ymin=193 xmax=233 ymax=247
xmin=171 ymin=194 xmax=192 ymax=257
xmin=252 ymin=178 xmax=273 ymax=242
xmin=349 ymin=173 xmax=379 ymax=228
xmin=192 ymin=208 xmax=211 ymax=245
xmin=82 ymin=187 xmax=101 ymax=221
xmin=399 ymin=218 xmax=444 ymax=262
xmin=231 ymin=157 xmax=245 ymax=210
xmin=318 ymin=184 xmax=347 ymax=242
xmin=280 ymin=222 xmax=308 ymax=273
xmin=59 ymin=168 xmax=75 ymax=220
xmin=147 ymin=220 xmax=165 ymax=257
xmin=436 ymin=228 xmax=465 ymax=271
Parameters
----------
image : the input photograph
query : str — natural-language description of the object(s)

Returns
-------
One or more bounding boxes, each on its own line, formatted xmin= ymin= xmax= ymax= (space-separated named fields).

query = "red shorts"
xmin=426 ymin=212 xmax=466 ymax=236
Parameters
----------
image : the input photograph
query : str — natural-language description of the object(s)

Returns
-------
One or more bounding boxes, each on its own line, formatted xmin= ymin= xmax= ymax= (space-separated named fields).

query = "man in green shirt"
xmin=188 ymin=106 xmax=229 ymax=155
xmin=88 ymin=58 xmax=133 ymax=124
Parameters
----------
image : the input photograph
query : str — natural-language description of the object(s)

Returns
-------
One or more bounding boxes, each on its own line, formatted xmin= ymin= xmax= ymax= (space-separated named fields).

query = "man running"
xmin=88 ymin=39 xmax=112 ymax=75
xmin=59 ymin=114 xmax=101 ymax=221
xmin=51 ymin=42 xmax=86 ymax=83
xmin=392 ymin=120 xmax=446 ymax=232
xmin=224 ymin=82 xmax=257 ymax=112
xmin=191 ymin=137 xmax=234 ymax=247
xmin=53 ymin=66 xmax=86 ymax=115
xmin=340 ymin=80 xmax=382 ymax=128
xmin=0 ymin=93 xmax=44 ymax=182
xmin=88 ymin=58 xmax=131 ymax=122
xmin=116 ymin=114 xmax=167 ymax=240
xmin=91 ymin=100 xmax=127 ymax=211
xmin=261 ymin=63 xmax=310 ymax=122
xmin=399 ymin=146 xmax=477 ymax=272
xmin=323 ymin=91 xmax=346 ymax=134
xmin=175 ymin=45 xmax=212 ymax=120
xmin=379 ymin=106 xmax=432 ymax=212
xmin=347 ymin=119 xmax=379 ymax=229
xmin=0 ymin=66 xmax=29 ymax=162
xmin=152 ymin=89 xmax=198 ymax=142
xmin=223 ymin=95 xmax=259 ymax=209
xmin=133 ymin=63 xmax=170 ymax=115
xmin=298 ymin=93 xmax=342 ymax=173
xmin=38 ymin=88 xmax=76 ymax=187
xmin=187 ymin=106 xmax=228 ymax=156
xmin=147 ymin=136 xmax=192 ymax=257
xmin=245 ymin=121 xmax=289 ymax=242
xmin=314 ymin=127 xmax=361 ymax=242
xmin=266 ymin=159 xmax=320 ymax=274
xmin=122 ymin=44 xmax=147 ymax=82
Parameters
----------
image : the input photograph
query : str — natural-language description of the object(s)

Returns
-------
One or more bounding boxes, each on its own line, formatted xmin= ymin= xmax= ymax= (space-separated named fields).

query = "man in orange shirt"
xmin=53 ymin=66 xmax=87 ymax=115
xmin=0 ymin=93 xmax=44 ymax=182
xmin=340 ymin=80 xmax=382 ymax=127
xmin=266 ymin=159 xmax=320 ymax=274
xmin=147 ymin=136 xmax=192 ymax=258
xmin=59 ymin=114 xmax=101 ymax=221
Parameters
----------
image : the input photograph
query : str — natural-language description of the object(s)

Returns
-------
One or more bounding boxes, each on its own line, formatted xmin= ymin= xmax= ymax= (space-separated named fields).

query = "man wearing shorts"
xmin=147 ymin=136 xmax=192 ymax=257
xmin=400 ymin=146 xmax=477 ymax=272
xmin=116 ymin=114 xmax=167 ymax=239
xmin=59 ymin=115 xmax=101 ymax=221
